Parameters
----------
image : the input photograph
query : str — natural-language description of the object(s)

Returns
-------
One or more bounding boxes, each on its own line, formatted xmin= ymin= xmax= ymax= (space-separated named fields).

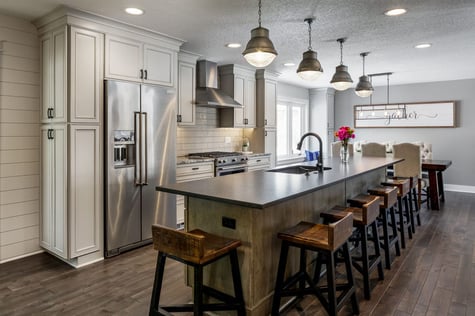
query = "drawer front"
xmin=176 ymin=163 xmax=213 ymax=177
xmin=247 ymin=156 xmax=271 ymax=166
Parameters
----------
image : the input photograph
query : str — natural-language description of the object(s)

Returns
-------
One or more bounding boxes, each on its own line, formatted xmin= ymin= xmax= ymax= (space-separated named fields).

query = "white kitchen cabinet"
xmin=105 ymin=35 xmax=175 ymax=87
xmin=309 ymin=88 xmax=335 ymax=155
xmin=265 ymin=129 xmax=277 ymax=168
xmin=176 ymin=161 xmax=214 ymax=226
xmin=256 ymin=69 xmax=279 ymax=128
xmin=247 ymin=155 xmax=271 ymax=171
xmin=218 ymin=65 xmax=256 ymax=128
xmin=40 ymin=26 xmax=103 ymax=124
xmin=40 ymin=26 xmax=67 ymax=123
xmin=177 ymin=52 xmax=199 ymax=125
xmin=40 ymin=124 xmax=102 ymax=260
xmin=40 ymin=125 xmax=67 ymax=259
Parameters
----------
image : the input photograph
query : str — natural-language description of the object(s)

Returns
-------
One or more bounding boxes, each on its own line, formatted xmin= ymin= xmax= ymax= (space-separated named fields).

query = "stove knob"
xmin=221 ymin=159 xmax=226 ymax=164
xmin=232 ymin=158 xmax=237 ymax=162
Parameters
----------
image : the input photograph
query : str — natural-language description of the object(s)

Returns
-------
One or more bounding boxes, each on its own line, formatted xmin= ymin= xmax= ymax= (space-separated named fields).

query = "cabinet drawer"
xmin=247 ymin=156 xmax=271 ymax=166
xmin=176 ymin=163 xmax=214 ymax=177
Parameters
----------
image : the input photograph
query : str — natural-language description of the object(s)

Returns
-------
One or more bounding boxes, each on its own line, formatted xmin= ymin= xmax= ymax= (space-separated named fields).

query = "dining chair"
xmin=361 ymin=142 xmax=386 ymax=157
xmin=392 ymin=143 xmax=427 ymax=224
xmin=331 ymin=141 xmax=354 ymax=157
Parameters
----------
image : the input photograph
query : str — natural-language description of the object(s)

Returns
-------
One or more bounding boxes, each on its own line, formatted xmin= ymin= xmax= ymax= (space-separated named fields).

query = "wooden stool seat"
xmin=149 ymin=225 xmax=245 ymax=316
xmin=349 ymin=189 xmax=401 ymax=270
xmin=320 ymin=197 xmax=384 ymax=300
xmin=381 ymin=178 xmax=410 ymax=197
xmin=272 ymin=213 xmax=359 ymax=316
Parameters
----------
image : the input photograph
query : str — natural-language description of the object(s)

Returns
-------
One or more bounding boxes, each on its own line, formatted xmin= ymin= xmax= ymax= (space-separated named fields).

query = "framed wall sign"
xmin=353 ymin=101 xmax=455 ymax=128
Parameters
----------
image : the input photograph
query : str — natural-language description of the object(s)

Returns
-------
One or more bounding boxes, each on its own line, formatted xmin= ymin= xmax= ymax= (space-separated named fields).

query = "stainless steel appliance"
xmin=188 ymin=151 xmax=248 ymax=176
xmin=105 ymin=80 xmax=176 ymax=257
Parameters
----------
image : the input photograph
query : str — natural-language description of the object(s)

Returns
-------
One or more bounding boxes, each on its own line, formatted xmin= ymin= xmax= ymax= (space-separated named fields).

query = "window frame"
xmin=276 ymin=97 xmax=309 ymax=163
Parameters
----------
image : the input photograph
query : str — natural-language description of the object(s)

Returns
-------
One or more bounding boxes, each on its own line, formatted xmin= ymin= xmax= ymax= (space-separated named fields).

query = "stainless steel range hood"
xmin=195 ymin=60 xmax=242 ymax=108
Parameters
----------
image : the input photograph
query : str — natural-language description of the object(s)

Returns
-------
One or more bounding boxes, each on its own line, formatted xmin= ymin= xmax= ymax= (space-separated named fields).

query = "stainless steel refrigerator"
xmin=104 ymin=80 xmax=176 ymax=257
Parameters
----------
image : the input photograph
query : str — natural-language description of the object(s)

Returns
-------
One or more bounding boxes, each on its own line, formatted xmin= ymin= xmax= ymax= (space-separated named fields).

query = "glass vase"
xmin=340 ymin=145 xmax=350 ymax=163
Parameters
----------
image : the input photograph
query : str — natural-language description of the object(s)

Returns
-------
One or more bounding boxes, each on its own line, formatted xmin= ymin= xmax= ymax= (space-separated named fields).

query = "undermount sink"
xmin=267 ymin=165 xmax=332 ymax=174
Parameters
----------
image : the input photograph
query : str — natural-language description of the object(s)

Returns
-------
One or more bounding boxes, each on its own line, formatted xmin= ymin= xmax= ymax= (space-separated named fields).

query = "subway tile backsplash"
xmin=176 ymin=107 xmax=244 ymax=156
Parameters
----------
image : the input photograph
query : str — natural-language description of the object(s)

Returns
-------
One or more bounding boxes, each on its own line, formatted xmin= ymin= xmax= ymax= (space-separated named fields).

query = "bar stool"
xmin=271 ymin=213 xmax=358 ymax=316
xmin=392 ymin=175 xmax=421 ymax=233
xmin=349 ymin=187 xmax=400 ymax=270
xmin=381 ymin=178 xmax=413 ymax=248
xmin=149 ymin=224 xmax=245 ymax=316
xmin=320 ymin=196 xmax=384 ymax=300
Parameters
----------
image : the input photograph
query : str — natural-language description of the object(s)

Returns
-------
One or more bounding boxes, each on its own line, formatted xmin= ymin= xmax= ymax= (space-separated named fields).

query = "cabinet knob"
xmin=264 ymin=119 xmax=267 ymax=125
xmin=177 ymin=114 xmax=182 ymax=123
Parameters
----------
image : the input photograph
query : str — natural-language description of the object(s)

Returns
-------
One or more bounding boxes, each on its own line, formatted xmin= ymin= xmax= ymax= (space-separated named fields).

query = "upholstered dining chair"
xmin=392 ymin=143 xmax=429 ymax=210
xmin=331 ymin=141 xmax=354 ymax=157
xmin=361 ymin=142 xmax=386 ymax=157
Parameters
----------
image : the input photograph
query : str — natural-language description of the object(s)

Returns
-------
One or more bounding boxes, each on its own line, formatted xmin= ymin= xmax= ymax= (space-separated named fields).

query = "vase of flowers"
xmin=334 ymin=126 xmax=355 ymax=163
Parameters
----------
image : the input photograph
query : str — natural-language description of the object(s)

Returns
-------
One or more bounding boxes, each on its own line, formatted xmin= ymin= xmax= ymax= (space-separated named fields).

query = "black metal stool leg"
xmin=271 ymin=241 xmax=289 ymax=315
xmin=149 ymin=252 xmax=166 ymax=316
xmin=343 ymin=242 xmax=359 ymax=315
xmin=404 ymin=196 xmax=413 ymax=239
xmin=230 ymin=249 xmax=246 ymax=316
xmin=397 ymin=197 xmax=406 ymax=249
xmin=360 ymin=226 xmax=371 ymax=300
xmin=380 ymin=208 xmax=391 ymax=269
xmin=193 ymin=265 xmax=204 ymax=316
xmin=326 ymin=250 xmax=337 ymax=316
xmin=389 ymin=206 xmax=401 ymax=256
xmin=371 ymin=221 xmax=384 ymax=281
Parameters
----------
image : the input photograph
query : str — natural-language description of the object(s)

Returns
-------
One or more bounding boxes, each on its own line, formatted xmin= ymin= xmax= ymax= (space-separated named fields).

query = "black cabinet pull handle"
xmin=144 ymin=70 xmax=148 ymax=80
xmin=264 ymin=119 xmax=267 ymax=125
xmin=265 ymin=131 xmax=268 ymax=136
xmin=256 ymin=159 xmax=261 ymax=163
xmin=192 ymin=167 xmax=199 ymax=170
xmin=140 ymin=69 xmax=144 ymax=79
xmin=177 ymin=114 xmax=182 ymax=122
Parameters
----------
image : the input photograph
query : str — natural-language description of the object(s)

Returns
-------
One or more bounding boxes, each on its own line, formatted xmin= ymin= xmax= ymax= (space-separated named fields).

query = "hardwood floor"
xmin=1 ymin=191 xmax=475 ymax=315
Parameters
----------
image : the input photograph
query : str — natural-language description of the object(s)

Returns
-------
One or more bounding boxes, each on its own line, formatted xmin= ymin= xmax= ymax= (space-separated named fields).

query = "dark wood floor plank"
xmin=1 ymin=192 xmax=475 ymax=316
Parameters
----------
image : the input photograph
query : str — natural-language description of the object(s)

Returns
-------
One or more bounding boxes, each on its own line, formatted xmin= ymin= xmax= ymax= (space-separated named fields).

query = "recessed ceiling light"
xmin=415 ymin=43 xmax=432 ymax=49
xmin=384 ymin=8 xmax=407 ymax=16
xmin=283 ymin=62 xmax=295 ymax=67
xmin=225 ymin=43 xmax=241 ymax=48
xmin=125 ymin=7 xmax=144 ymax=15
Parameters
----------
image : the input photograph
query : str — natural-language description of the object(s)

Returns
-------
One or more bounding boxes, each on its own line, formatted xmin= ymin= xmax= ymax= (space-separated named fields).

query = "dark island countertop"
xmin=157 ymin=156 xmax=402 ymax=209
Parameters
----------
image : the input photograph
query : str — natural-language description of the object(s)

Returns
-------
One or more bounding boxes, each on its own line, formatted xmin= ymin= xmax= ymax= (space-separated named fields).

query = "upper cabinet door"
xmin=177 ymin=61 xmax=195 ymax=125
xmin=69 ymin=27 xmax=104 ymax=123
xmin=40 ymin=27 xmax=67 ymax=123
xmin=245 ymin=78 xmax=256 ymax=127
xmin=105 ymin=35 xmax=143 ymax=82
xmin=233 ymin=75 xmax=245 ymax=126
xmin=264 ymin=81 xmax=277 ymax=128
xmin=144 ymin=44 xmax=174 ymax=86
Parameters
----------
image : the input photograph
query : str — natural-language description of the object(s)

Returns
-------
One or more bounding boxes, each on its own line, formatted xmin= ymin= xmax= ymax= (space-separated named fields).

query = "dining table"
xmin=421 ymin=159 xmax=452 ymax=210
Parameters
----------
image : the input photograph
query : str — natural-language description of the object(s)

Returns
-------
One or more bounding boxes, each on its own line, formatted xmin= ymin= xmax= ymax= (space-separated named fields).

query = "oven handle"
xmin=216 ymin=164 xmax=248 ymax=171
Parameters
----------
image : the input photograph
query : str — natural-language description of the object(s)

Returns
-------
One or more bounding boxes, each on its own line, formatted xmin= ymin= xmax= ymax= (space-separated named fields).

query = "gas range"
xmin=188 ymin=151 xmax=248 ymax=176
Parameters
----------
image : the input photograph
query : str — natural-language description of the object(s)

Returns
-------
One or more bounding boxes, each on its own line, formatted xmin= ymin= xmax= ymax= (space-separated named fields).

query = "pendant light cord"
xmin=307 ymin=19 xmax=313 ymax=51
xmin=339 ymin=40 xmax=343 ymax=65
xmin=258 ymin=0 xmax=262 ymax=27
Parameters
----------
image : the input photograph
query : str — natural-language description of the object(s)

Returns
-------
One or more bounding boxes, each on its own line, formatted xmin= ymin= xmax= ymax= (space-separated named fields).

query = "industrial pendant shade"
xmin=330 ymin=38 xmax=353 ymax=91
xmin=242 ymin=0 xmax=278 ymax=68
xmin=355 ymin=52 xmax=374 ymax=97
xmin=297 ymin=18 xmax=323 ymax=81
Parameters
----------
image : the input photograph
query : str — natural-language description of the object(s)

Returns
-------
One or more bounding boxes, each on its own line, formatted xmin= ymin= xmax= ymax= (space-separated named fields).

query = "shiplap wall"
xmin=0 ymin=14 xmax=41 ymax=263
xmin=176 ymin=107 xmax=244 ymax=156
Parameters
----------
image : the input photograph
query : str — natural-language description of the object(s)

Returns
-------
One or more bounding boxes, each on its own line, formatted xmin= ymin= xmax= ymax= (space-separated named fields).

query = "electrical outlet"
xmin=225 ymin=136 xmax=231 ymax=144
xmin=222 ymin=216 xmax=236 ymax=229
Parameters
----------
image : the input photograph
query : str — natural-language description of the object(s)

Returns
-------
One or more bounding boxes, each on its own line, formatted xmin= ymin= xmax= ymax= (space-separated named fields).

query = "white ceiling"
xmin=1 ymin=0 xmax=475 ymax=89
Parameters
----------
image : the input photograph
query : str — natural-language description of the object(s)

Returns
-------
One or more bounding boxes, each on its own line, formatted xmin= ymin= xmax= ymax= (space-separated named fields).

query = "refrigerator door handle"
xmin=134 ymin=111 xmax=141 ymax=185
xmin=142 ymin=112 xmax=148 ymax=185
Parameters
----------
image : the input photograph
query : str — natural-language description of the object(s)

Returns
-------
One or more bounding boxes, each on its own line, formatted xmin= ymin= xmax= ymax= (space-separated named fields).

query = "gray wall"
xmin=277 ymin=82 xmax=309 ymax=100
xmin=334 ymin=78 xmax=475 ymax=188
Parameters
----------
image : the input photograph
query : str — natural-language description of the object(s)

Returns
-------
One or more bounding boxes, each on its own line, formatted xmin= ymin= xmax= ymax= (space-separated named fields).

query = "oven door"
xmin=216 ymin=164 xmax=248 ymax=176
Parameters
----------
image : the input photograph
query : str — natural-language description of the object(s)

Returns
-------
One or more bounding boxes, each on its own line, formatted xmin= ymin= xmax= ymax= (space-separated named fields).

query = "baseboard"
xmin=445 ymin=184 xmax=475 ymax=193
xmin=0 ymin=249 xmax=45 ymax=264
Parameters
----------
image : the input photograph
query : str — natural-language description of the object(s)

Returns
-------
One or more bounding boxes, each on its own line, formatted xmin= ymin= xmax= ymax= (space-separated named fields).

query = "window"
xmin=276 ymin=98 xmax=308 ymax=160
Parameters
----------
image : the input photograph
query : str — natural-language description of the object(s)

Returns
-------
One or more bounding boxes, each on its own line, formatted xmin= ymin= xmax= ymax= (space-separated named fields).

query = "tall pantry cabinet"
xmin=39 ymin=21 xmax=103 ymax=266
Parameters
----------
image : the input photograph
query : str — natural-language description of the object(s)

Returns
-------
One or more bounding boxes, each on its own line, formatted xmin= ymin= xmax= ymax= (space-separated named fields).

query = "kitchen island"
xmin=156 ymin=156 xmax=402 ymax=315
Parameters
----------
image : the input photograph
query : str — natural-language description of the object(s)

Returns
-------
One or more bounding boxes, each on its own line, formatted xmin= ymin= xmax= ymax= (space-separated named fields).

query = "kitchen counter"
xmin=159 ymin=156 xmax=401 ymax=208
xmin=156 ymin=156 xmax=402 ymax=316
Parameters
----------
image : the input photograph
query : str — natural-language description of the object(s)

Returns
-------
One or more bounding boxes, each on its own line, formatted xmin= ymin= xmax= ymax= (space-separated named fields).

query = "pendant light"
xmin=355 ymin=52 xmax=374 ymax=97
xmin=297 ymin=18 xmax=323 ymax=81
xmin=330 ymin=38 xmax=353 ymax=91
xmin=242 ymin=0 xmax=278 ymax=68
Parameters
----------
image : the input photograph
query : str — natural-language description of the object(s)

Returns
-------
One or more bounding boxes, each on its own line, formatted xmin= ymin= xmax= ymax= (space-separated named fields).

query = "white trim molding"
xmin=445 ymin=184 xmax=475 ymax=194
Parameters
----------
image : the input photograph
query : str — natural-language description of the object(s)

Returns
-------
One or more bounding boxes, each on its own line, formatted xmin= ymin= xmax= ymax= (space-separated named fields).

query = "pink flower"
xmin=334 ymin=126 xmax=355 ymax=143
